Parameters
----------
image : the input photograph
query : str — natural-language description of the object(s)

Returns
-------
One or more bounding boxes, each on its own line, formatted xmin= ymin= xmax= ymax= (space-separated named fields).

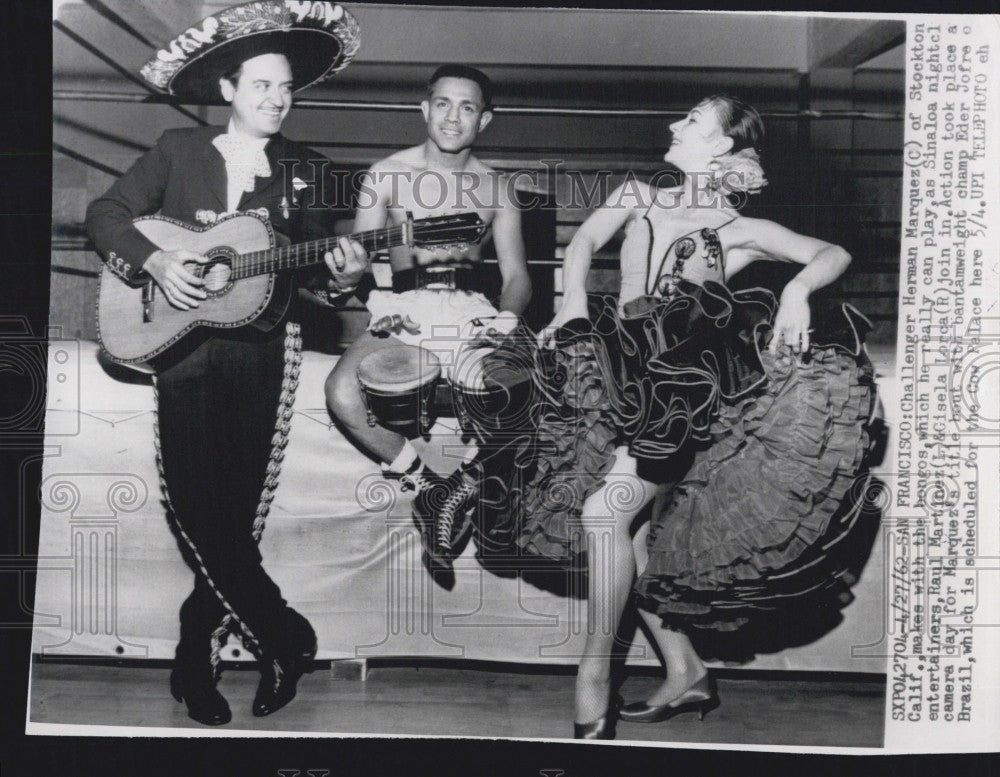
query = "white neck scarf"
xmin=212 ymin=122 xmax=272 ymax=210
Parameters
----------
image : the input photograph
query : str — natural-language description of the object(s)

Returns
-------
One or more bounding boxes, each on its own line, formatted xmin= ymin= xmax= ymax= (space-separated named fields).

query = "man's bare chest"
xmin=386 ymin=169 xmax=502 ymax=222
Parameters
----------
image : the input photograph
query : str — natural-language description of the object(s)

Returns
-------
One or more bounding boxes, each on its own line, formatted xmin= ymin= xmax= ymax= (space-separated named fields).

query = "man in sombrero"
xmin=86 ymin=2 xmax=365 ymax=726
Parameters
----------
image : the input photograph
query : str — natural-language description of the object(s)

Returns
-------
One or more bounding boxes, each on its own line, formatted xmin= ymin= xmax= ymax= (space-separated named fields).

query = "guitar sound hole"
xmin=189 ymin=258 xmax=234 ymax=295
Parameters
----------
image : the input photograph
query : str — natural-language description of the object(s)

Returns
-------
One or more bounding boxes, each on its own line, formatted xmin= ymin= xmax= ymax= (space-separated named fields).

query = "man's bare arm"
xmin=313 ymin=168 xmax=388 ymax=294
xmin=354 ymin=166 xmax=391 ymax=233
xmin=492 ymin=177 xmax=531 ymax=316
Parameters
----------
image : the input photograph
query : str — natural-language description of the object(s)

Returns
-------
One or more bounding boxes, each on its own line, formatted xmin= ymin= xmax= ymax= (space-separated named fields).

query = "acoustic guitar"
xmin=96 ymin=211 xmax=486 ymax=367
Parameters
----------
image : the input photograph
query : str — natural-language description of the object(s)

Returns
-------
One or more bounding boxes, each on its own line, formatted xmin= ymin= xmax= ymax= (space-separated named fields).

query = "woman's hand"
xmin=538 ymin=294 xmax=588 ymax=348
xmin=770 ymin=279 xmax=811 ymax=354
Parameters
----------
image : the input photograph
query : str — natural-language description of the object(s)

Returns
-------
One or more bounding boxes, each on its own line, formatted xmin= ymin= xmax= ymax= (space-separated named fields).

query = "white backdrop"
xmin=33 ymin=341 xmax=893 ymax=673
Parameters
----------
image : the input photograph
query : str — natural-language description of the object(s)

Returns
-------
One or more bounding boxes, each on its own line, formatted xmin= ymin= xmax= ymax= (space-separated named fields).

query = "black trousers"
xmin=156 ymin=326 xmax=312 ymax=673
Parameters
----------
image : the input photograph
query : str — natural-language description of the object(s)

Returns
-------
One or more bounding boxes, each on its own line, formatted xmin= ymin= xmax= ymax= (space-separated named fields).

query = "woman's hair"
xmin=696 ymin=94 xmax=768 ymax=198
xmin=701 ymin=94 xmax=765 ymax=153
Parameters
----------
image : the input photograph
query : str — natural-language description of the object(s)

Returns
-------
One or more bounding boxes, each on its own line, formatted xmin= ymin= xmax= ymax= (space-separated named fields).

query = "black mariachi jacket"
xmin=85 ymin=125 xmax=347 ymax=305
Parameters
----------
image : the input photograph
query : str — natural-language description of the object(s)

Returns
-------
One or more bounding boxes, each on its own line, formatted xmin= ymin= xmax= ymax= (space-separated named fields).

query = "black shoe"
xmin=619 ymin=674 xmax=719 ymax=723
xmin=573 ymin=694 xmax=623 ymax=740
xmin=251 ymin=636 xmax=318 ymax=717
xmin=405 ymin=465 xmax=478 ymax=581
xmin=400 ymin=467 xmax=449 ymax=583
xmin=170 ymin=668 xmax=232 ymax=726
xmin=432 ymin=465 xmax=479 ymax=560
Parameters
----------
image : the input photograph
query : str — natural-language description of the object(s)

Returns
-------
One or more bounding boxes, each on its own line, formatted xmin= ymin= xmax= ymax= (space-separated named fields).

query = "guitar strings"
xmin=230 ymin=225 xmax=406 ymax=280
xmin=228 ymin=220 xmax=477 ymax=280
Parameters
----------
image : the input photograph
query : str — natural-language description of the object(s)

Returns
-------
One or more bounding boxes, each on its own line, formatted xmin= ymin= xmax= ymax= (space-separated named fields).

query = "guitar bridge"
xmin=141 ymin=281 xmax=155 ymax=322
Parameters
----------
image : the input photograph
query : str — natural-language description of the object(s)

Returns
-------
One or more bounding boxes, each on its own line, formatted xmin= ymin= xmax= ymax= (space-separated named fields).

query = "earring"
xmin=706 ymin=159 xmax=723 ymax=191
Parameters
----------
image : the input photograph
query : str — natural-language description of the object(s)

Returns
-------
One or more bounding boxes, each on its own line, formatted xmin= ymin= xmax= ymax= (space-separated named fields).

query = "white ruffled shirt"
xmin=211 ymin=121 xmax=272 ymax=211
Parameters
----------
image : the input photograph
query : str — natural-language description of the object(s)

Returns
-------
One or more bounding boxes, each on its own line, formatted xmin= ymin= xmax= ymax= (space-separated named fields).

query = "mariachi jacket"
xmin=85 ymin=124 xmax=351 ymax=306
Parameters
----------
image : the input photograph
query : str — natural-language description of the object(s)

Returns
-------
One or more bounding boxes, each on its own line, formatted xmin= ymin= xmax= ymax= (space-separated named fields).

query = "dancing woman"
xmin=485 ymin=94 xmax=876 ymax=739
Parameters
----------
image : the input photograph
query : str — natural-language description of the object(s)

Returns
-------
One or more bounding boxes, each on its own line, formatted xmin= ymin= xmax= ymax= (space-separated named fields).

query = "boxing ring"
xmin=43 ymin=4 xmax=906 ymax=675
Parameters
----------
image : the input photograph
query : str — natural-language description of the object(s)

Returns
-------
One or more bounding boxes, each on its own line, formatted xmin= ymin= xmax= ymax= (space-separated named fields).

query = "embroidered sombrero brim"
xmin=140 ymin=1 xmax=360 ymax=105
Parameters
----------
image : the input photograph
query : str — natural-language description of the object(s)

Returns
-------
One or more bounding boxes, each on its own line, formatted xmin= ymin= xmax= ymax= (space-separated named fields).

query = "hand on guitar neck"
xmin=320 ymin=236 xmax=369 ymax=295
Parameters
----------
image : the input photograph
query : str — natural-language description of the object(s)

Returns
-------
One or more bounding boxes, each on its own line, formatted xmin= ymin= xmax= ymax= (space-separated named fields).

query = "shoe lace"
xmin=436 ymin=479 xmax=478 ymax=552
xmin=271 ymin=658 xmax=284 ymax=693
xmin=399 ymin=471 xmax=433 ymax=493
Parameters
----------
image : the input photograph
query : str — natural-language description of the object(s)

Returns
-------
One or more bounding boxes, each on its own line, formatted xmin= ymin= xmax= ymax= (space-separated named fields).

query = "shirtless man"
xmin=325 ymin=65 xmax=531 ymax=579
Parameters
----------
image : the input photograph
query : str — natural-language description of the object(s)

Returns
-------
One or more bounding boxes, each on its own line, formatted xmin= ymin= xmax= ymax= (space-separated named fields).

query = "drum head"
xmin=453 ymin=346 xmax=531 ymax=393
xmin=452 ymin=347 xmax=489 ymax=391
xmin=357 ymin=344 xmax=441 ymax=392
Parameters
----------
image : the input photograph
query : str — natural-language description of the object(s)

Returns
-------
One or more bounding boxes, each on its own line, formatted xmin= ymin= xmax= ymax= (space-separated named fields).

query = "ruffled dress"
xmin=477 ymin=211 xmax=877 ymax=630
xmin=633 ymin=304 xmax=877 ymax=630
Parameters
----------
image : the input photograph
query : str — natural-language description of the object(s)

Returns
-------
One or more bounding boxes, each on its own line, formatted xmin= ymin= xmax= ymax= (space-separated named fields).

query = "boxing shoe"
xmin=403 ymin=463 xmax=480 ymax=585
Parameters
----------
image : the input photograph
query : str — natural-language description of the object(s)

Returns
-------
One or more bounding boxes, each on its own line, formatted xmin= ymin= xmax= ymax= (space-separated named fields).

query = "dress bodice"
xmin=619 ymin=209 xmax=735 ymax=310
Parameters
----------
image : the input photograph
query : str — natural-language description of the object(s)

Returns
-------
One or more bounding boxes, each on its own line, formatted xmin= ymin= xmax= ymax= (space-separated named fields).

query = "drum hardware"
xmin=357 ymin=344 xmax=442 ymax=439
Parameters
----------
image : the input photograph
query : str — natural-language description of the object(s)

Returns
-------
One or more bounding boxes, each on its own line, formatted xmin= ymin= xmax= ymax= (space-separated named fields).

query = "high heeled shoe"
xmin=573 ymin=694 xmax=623 ymax=740
xmin=619 ymin=674 xmax=719 ymax=723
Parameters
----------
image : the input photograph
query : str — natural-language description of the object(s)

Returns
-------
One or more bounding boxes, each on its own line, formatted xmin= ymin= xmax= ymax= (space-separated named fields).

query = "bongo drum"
xmin=357 ymin=345 xmax=442 ymax=438
xmin=451 ymin=345 xmax=533 ymax=442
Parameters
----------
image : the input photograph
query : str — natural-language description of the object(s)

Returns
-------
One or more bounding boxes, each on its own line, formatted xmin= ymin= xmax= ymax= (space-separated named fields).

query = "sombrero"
xmin=139 ymin=1 xmax=360 ymax=105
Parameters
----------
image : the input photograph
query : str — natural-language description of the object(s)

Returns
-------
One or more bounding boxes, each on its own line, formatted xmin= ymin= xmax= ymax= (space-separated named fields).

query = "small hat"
xmin=140 ymin=1 xmax=360 ymax=105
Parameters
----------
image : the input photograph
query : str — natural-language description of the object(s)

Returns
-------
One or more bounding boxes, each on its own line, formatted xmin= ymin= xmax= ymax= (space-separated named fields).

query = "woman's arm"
xmin=729 ymin=218 xmax=852 ymax=353
xmin=547 ymin=183 xmax=648 ymax=334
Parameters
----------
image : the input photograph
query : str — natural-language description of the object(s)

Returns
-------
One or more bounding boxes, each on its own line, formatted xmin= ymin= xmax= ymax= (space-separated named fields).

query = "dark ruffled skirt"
xmin=477 ymin=280 xmax=776 ymax=562
xmin=634 ymin=303 xmax=878 ymax=630
xmin=477 ymin=285 xmax=879 ymax=632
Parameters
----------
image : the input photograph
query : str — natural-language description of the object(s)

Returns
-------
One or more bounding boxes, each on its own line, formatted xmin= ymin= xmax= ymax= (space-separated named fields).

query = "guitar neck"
xmin=230 ymin=224 xmax=407 ymax=280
